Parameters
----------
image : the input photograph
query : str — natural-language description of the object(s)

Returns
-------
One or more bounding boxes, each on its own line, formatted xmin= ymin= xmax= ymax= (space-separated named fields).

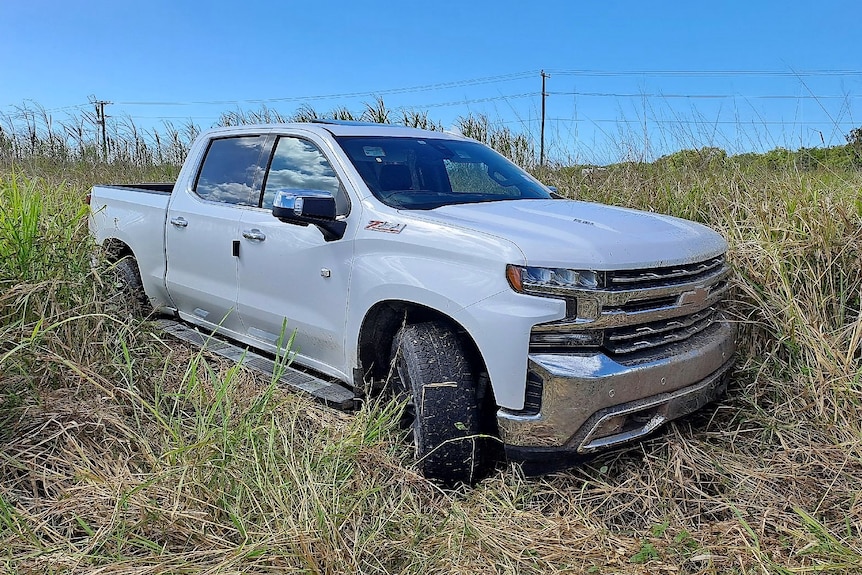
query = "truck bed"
xmin=98 ymin=183 xmax=175 ymax=194
xmin=89 ymin=183 xmax=174 ymax=311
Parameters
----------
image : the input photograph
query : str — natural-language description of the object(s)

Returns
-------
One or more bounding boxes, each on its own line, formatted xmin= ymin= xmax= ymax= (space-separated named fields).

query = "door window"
xmin=262 ymin=137 xmax=348 ymax=215
xmin=194 ymin=136 xmax=267 ymax=206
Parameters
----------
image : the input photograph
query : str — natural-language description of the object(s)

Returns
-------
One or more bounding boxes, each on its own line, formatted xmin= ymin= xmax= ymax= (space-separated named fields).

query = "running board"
xmin=155 ymin=319 xmax=356 ymax=409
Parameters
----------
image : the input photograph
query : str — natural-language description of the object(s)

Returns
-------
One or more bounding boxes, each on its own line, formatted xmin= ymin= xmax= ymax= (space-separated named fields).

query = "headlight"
xmin=506 ymin=264 xmax=599 ymax=295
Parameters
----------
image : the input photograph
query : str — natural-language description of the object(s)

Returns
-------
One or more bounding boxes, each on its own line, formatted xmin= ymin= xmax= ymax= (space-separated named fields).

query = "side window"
xmin=262 ymin=136 xmax=348 ymax=215
xmin=194 ymin=136 xmax=267 ymax=206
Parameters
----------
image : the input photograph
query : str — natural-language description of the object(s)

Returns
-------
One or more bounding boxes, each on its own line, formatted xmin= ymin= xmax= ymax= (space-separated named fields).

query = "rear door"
xmin=165 ymin=134 xmax=270 ymax=335
xmin=236 ymin=132 xmax=355 ymax=378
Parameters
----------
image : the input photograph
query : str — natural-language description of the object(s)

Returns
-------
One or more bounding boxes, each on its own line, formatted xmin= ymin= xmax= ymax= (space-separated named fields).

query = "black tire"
xmin=391 ymin=321 xmax=483 ymax=485
xmin=113 ymin=256 xmax=148 ymax=315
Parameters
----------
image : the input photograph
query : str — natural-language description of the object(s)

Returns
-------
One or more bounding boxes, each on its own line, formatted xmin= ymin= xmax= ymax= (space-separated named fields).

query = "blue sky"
xmin=1 ymin=0 xmax=860 ymax=164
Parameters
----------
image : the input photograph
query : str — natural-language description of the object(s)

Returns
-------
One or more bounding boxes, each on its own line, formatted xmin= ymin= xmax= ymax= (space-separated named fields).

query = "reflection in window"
xmin=195 ymin=136 xmax=266 ymax=205
xmin=444 ymin=159 xmax=518 ymax=196
xmin=262 ymin=137 xmax=347 ymax=214
xmin=334 ymin=136 xmax=549 ymax=210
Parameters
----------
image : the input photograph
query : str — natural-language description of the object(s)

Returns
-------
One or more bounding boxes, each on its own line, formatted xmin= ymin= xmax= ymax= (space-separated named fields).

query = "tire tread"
xmin=393 ymin=321 xmax=482 ymax=484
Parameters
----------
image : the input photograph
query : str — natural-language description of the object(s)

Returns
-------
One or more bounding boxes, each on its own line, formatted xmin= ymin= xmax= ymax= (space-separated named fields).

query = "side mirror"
xmin=272 ymin=190 xmax=346 ymax=242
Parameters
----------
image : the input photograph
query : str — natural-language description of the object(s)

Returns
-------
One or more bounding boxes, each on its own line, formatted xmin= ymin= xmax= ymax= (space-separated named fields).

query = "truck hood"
xmin=426 ymin=199 xmax=727 ymax=269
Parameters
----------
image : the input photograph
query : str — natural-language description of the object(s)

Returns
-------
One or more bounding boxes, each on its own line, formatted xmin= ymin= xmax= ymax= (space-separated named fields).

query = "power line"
xmin=5 ymin=66 xmax=859 ymax=155
xmin=124 ymin=112 xmax=860 ymax=128
xmin=36 ymin=102 xmax=91 ymax=114
xmin=111 ymin=89 xmax=862 ymax=123
xmin=0 ymin=101 xmax=92 ymax=115
xmin=545 ymin=118 xmax=861 ymax=126
xmin=547 ymin=69 xmax=862 ymax=77
xmin=114 ymin=71 xmax=537 ymax=107
xmin=416 ymin=93 xmax=534 ymax=108
xmin=124 ymin=93 xmax=536 ymax=123
xmin=8 ymin=65 xmax=861 ymax=106
xmin=548 ymin=91 xmax=862 ymax=99
xmin=13 ymin=67 xmax=860 ymax=118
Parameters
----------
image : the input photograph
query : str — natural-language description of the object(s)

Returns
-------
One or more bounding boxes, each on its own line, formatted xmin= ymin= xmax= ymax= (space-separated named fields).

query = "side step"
xmin=154 ymin=319 xmax=356 ymax=409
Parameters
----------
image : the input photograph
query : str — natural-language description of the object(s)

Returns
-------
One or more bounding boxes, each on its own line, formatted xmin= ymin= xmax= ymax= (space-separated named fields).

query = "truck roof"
xmin=197 ymin=121 xmax=470 ymax=141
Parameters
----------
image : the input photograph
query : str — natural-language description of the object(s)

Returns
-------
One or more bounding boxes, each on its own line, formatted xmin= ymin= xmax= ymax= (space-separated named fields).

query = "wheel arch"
xmin=101 ymin=237 xmax=135 ymax=262
xmin=357 ymin=300 xmax=490 ymax=394
xmin=98 ymin=238 xmax=173 ymax=313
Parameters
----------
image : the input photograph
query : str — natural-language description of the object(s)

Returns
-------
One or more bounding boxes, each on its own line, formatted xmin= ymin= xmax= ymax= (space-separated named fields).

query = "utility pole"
xmin=90 ymin=96 xmax=111 ymax=160
xmin=540 ymin=70 xmax=549 ymax=166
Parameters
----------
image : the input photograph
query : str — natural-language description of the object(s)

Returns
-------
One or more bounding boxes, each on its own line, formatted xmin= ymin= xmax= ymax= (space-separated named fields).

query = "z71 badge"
xmin=365 ymin=220 xmax=406 ymax=234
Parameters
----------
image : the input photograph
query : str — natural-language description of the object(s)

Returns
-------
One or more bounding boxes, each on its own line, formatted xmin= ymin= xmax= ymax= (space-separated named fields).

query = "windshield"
xmin=334 ymin=136 xmax=551 ymax=210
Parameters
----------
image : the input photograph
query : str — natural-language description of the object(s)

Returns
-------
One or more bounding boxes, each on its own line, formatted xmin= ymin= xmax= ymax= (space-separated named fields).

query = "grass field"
xmin=1 ymin=127 xmax=861 ymax=573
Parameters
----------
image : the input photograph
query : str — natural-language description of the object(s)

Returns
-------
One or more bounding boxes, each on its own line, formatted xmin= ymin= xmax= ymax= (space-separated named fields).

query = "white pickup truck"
xmin=89 ymin=121 xmax=736 ymax=483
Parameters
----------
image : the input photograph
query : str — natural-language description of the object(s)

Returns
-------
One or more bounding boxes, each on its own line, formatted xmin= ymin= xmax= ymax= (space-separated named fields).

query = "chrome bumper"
xmin=497 ymin=321 xmax=736 ymax=453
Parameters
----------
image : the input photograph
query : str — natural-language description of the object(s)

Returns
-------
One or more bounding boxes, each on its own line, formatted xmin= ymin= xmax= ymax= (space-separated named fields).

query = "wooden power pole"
xmin=540 ymin=70 xmax=549 ymax=166
xmin=90 ymin=97 xmax=111 ymax=160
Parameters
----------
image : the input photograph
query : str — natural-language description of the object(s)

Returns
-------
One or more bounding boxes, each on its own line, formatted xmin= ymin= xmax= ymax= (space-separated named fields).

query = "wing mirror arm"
xmin=271 ymin=190 xmax=346 ymax=242
xmin=314 ymin=219 xmax=347 ymax=242
xmin=546 ymin=185 xmax=565 ymax=199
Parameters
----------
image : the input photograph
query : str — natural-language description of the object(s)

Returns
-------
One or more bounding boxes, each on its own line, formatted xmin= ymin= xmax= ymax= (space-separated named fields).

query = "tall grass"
xmin=0 ymin=173 xmax=43 ymax=282
xmin=0 ymin=170 xmax=132 ymax=436
xmin=1 ymin=100 xmax=536 ymax=173
xmin=1 ymin=117 xmax=861 ymax=573
xmin=552 ymin=159 xmax=862 ymax=417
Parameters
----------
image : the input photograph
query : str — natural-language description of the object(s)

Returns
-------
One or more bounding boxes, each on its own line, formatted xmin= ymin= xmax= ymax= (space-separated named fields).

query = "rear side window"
xmin=194 ymin=136 xmax=267 ymax=206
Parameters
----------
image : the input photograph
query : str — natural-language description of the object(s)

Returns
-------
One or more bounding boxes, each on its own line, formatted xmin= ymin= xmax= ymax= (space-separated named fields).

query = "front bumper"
xmin=497 ymin=320 xmax=736 ymax=459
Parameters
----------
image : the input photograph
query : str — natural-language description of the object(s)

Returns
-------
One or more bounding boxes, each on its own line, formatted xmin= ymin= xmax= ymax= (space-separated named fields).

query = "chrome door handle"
xmin=170 ymin=217 xmax=188 ymax=228
xmin=242 ymin=229 xmax=266 ymax=241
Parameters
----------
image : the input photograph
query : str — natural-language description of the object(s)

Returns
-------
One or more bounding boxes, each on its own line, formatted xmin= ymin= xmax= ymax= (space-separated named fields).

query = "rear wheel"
xmin=390 ymin=321 xmax=484 ymax=485
xmin=113 ymin=256 xmax=147 ymax=315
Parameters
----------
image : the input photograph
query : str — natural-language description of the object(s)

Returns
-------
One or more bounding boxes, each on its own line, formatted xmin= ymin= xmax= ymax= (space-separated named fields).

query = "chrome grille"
xmin=604 ymin=307 xmax=717 ymax=355
xmin=605 ymin=295 xmax=678 ymax=314
xmin=603 ymin=256 xmax=725 ymax=289
xmin=529 ymin=255 xmax=732 ymax=356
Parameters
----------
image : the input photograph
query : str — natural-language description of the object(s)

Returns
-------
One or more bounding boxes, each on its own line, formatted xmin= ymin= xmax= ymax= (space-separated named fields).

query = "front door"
xmin=236 ymin=134 xmax=355 ymax=379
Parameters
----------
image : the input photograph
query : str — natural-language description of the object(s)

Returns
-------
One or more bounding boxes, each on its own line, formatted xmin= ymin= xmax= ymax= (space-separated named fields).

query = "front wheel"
xmin=391 ymin=321 xmax=484 ymax=485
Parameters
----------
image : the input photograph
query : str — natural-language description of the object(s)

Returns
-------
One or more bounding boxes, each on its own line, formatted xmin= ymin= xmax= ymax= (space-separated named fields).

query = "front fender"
xmin=345 ymin=245 xmax=565 ymax=410
xmin=453 ymin=290 xmax=563 ymax=409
